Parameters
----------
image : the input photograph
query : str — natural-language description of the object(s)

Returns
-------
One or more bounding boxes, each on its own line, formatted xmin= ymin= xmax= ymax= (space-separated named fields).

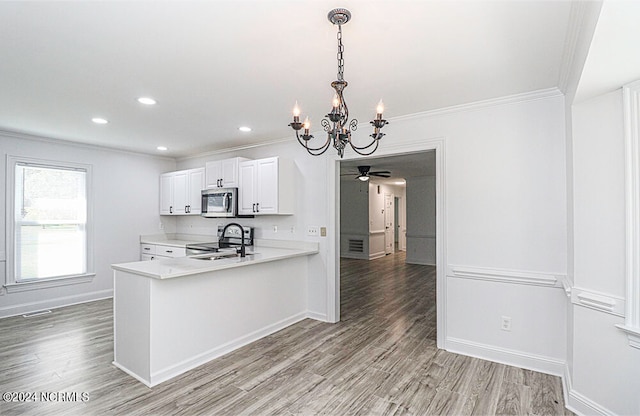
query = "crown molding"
xmin=389 ymin=88 xmax=564 ymax=124
xmin=558 ymin=1 xmax=603 ymax=102
xmin=177 ymin=137 xmax=292 ymax=162
xmin=0 ymin=128 xmax=174 ymax=161
xmin=180 ymin=88 xmax=564 ymax=161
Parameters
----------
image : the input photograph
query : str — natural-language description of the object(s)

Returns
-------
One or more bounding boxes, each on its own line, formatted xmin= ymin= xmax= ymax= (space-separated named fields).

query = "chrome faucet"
xmin=221 ymin=222 xmax=246 ymax=257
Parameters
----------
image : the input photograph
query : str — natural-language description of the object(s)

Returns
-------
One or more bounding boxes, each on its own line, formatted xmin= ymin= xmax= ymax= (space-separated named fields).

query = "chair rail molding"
xmin=448 ymin=265 xmax=562 ymax=288
xmin=618 ymin=80 xmax=640 ymax=349
xmin=572 ymin=287 xmax=625 ymax=317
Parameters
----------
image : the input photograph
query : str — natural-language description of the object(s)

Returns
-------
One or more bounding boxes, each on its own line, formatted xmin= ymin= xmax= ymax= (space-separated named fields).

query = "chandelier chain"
xmin=336 ymin=25 xmax=344 ymax=81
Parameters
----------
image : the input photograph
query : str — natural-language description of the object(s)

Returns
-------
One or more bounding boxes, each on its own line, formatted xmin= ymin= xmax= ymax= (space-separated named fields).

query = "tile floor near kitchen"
xmin=0 ymin=252 xmax=569 ymax=415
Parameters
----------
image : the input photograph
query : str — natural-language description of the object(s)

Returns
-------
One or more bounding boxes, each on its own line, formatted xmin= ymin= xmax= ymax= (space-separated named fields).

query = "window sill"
xmin=4 ymin=273 xmax=96 ymax=293
xmin=615 ymin=324 xmax=640 ymax=349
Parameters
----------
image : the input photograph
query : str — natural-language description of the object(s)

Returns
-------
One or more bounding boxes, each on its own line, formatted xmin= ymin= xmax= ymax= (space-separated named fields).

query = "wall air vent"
xmin=348 ymin=239 xmax=364 ymax=253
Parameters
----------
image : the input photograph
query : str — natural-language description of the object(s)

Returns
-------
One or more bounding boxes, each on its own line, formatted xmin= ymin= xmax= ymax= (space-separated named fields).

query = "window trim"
xmin=4 ymin=155 xmax=95 ymax=292
xmin=617 ymin=80 xmax=640 ymax=349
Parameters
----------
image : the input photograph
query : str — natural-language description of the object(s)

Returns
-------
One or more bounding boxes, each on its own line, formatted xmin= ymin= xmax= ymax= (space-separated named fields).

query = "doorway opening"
xmin=334 ymin=148 xmax=442 ymax=346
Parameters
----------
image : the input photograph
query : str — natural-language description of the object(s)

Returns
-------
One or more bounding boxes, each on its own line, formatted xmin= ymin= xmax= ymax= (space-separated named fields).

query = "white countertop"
xmin=113 ymin=240 xmax=318 ymax=280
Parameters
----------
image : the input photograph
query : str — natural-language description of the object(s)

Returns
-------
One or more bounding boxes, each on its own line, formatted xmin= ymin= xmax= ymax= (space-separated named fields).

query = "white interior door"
xmin=384 ymin=193 xmax=394 ymax=254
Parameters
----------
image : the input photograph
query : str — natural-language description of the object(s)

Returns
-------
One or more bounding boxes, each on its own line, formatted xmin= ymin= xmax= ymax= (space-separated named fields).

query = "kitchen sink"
xmin=190 ymin=251 xmax=257 ymax=261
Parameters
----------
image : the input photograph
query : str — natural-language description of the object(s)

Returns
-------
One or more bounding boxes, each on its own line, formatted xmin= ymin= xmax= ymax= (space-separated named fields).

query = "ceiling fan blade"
xmin=369 ymin=170 xmax=391 ymax=175
xmin=370 ymin=173 xmax=391 ymax=177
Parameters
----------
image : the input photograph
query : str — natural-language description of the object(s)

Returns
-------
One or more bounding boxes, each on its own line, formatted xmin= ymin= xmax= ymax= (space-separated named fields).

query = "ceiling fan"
xmin=342 ymin=165 xmax=391 ymax=181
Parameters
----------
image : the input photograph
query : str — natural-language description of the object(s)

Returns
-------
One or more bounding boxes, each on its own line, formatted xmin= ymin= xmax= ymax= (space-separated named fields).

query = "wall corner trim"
xmin=622 ymin=80 xmax=640 ymax=348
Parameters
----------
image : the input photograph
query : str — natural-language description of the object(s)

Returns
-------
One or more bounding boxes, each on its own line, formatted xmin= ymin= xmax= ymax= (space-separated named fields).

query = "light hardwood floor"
xmin=0 ymin=252 xmax=569 ymax=415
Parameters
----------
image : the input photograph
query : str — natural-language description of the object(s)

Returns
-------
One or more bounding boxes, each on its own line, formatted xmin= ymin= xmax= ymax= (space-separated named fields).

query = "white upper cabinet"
xmin=159 ymin=174 xmax=174 ymax=215
xmin=238 ymin=161 xmax=257 ymax=214
xmin=238 ymin=157 xmax=294 ymax=215
xmin=205 ymin=157 xmax=250 ymax=188
xmin=187 ymin=168 xmax=205 ymax=214
xmin=159 ymin=167 xmax=204 ymax=216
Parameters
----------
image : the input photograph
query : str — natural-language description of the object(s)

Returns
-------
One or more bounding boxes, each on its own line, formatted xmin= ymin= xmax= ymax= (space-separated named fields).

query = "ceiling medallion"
xmin=289 ymin=8 xmax=388 ymax=158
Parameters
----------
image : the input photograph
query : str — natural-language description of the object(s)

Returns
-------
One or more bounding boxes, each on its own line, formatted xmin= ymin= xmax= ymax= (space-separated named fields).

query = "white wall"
xmin=570 ymin=90 xmax=640 ymax=415
xmin=340 ymin=180 xmax=407 ymax=260
xmin=339 ymin=179 xmax=369 ymax=259
xmin=368 ymin=182 xmax=386 ymax=259
xmin=0 ymin=132 xmax=176 ymax=318
xmin=360 ymin=91 xmax=569 ymax=373
xmin=406 ymin=175 xmax=436 ymax=265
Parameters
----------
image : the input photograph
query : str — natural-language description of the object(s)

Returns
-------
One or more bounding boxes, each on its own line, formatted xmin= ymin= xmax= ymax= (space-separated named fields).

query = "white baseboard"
xmin=146 ymin=311 xmax=309 ymax=387
xmin=0 ymin=289 xmax=113 ymax=319
xmin=446 ymin=337 xmax=565 ymax=377
xmin=447 ymin=338 xmax=623 ymax=416
xmin=340 ymin=253 xmax=368 ymax=260
xmin=405 ymin=259 xmax=436 ymax=267
xmin=562 ymin=365 xmax=615 ymax=416
xmin=567 ymin=388 xmax=615 ymax=416
xmin=306 ymin=310 xmax=328 ymax=322
xmin=369 ymin=251 xmax=386 ymax=260
xmin=112 ymin=361 xmax=152 ymax=388
xmin=406 ymin=258 xmax=436 ymax=266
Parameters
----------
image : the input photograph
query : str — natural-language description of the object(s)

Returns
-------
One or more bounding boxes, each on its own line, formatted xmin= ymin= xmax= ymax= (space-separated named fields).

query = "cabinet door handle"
xmin=166 ymin=250 xmax=173 ymax=253
xmin=252 ymin=203 xmax=256 ymax=213
xmin=256 ymin=202 xmax=259 ymax=212
xmin=186 ymin=205 xmax=190 ymax=213
xmin=144 ymin=247 xmax=150 ymax=251
xmin=170 ymin=206 xmax=173 ymax=214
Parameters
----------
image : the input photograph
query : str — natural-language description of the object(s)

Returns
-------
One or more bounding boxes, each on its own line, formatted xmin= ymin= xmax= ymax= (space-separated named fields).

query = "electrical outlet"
xmin=320 ymin=227 xmax=326 ymax=237
xmin=307 ymin=226 xmax=319 ymax=236
xmin=273 ymin=225 xmax=278 ymax=233
xmin=501 ymin=316 xmax=512 ymax=331
xmin=159 ymin=222 xmax=164 ymax=230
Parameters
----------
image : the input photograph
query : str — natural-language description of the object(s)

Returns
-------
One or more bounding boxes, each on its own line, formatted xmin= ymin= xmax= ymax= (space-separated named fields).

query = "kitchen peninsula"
xmin=111 ymin=239 xmax=318 ymax=387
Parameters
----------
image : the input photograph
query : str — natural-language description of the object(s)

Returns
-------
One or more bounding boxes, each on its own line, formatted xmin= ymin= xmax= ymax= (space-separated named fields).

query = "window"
xmin=5 ymin=156 xmax=94 ymax=291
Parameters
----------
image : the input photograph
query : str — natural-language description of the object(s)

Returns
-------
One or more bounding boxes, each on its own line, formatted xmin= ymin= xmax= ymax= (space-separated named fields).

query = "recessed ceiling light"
xmin=137 ymin=97 xmax=157 ymax=105
xmin=238 ymin=126 xmax=252 ymax=132
xmin=157 ymin=146 xmax=168 ymax=151
xmin=91 ymin=117 xmax=108 ymax=124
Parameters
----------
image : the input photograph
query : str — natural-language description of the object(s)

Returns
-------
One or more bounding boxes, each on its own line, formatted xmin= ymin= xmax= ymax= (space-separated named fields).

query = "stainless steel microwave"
xmin=201 ymin=188 xmax=237 ymax=218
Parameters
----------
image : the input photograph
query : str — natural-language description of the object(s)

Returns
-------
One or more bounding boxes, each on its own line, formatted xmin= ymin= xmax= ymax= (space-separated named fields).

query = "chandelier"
xmin=288 ymin=8 xmax=388 ymax=158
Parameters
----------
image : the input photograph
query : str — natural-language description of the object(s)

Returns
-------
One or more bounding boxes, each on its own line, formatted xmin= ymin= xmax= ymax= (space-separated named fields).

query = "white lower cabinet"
xmin=140 ymin=244 xmax=186 ymax=260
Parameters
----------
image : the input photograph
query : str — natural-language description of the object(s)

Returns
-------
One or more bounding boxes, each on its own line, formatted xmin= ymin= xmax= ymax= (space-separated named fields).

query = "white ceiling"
xmin=340 ymin=150 xmax=435 ymax=183
xmin=574 ymin=1 xmax=640 ymax=103
xmin=0 ymin=1 xmax=573 ymax=158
